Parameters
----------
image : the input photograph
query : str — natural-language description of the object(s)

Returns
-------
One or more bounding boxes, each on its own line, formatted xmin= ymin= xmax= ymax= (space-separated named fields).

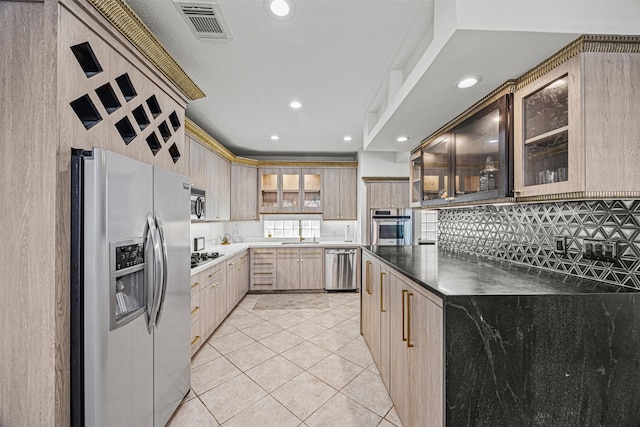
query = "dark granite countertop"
xmin=362 ymin=245 xmax=631 ymax=297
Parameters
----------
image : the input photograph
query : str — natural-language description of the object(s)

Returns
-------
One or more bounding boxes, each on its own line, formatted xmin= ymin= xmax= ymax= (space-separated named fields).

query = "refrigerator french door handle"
xmin=145 ymin=214 xmax=161 ymax=334
xmin=154 ymin=213 xmax=169 ymax=327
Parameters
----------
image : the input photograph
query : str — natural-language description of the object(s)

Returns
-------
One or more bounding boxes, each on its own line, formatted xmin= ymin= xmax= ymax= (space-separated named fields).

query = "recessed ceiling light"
xmin=457 ymin=76 xmax=482 ymax=89
xmin=289 ymin=101 xmax=302 ymax=109
xmin=547 ymin=78 xmax=566 ymax=89
xmin=270 ymin=135 xmax=279 ymax=140
xmin=488 ymin=139 xmax=498 ymax=144
xmin=266 ymin=0 xmax=295 ymax=19
xmin=343 ymin=136 xmax=352 ymax=142
xmin=396 ymin=136 xmax=409 ymax=143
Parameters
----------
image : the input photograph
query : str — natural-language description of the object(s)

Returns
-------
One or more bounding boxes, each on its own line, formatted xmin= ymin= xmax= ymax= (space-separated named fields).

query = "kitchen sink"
xmin=280 ymin=241 xmax=320 ymax=245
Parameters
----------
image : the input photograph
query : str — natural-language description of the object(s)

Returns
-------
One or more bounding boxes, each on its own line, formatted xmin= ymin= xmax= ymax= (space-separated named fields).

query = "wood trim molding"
xmin=515 ymin=191 xmax=640 ymax=203
xmin=362 ymin=177 xmax=409 ymax=183
xmin=414 ymin=81 xmax=515 ymax=153
xmin=516 ymin=34 xmax=640 ymax=90
xmin=257 ymin=160 xmax=358 ymax=168
xmin=186 ymin=118 xmax=357 ymax=167
xmin=185 ymin=118 xmax=246 ymax=163
xmin=86 ymin=0 xmax=205 ymax=100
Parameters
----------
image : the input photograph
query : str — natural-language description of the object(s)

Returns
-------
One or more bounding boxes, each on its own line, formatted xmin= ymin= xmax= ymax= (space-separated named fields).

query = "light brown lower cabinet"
xmin=191 ymin=250 xmax=250 ymax=356
xmin=363 ymin=255 xmax=444 ymax=427
xmin=250 ymin=249 xmax=277 ymax=290
xmin=275 ymin=247 xmax=324 ymax=290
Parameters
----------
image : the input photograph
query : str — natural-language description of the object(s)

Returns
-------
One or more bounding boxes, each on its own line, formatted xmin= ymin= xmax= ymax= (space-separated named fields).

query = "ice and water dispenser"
xmin=109 ymin=239 xmax=146 ymax=330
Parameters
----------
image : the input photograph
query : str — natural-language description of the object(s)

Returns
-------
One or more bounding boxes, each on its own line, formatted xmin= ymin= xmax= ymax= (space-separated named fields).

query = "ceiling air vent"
xmin=174 ymin=2 xmax=232 ymax=40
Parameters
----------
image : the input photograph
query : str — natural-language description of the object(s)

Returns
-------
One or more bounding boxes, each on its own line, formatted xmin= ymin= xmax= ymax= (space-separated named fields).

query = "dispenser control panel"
xmin=115 ymin=243 xmax=144 ymax=271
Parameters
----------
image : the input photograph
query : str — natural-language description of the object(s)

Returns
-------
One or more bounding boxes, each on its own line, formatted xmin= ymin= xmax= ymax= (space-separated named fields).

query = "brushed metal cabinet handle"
xmin=407 ymin=292 xmax=414 ymax=348
xmin=380 ymin=272 xmax=386 ymax=313
xmin=402 ymin=289 xmax=408 ymax=342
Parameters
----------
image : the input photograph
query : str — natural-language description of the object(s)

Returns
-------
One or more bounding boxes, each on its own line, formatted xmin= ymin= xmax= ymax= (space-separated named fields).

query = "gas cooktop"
xmin=190 ymin=252 xmax=221 ymax=268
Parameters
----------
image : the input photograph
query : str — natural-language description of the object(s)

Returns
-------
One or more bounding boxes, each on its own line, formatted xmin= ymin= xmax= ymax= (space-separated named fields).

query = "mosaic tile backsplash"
xmin=437 ymin=200 xmax=640 ymax=290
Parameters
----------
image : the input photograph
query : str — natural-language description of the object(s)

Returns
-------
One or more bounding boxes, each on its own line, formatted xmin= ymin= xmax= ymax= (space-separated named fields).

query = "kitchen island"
xmin=362 ymin=245 xmax=640 ymax=427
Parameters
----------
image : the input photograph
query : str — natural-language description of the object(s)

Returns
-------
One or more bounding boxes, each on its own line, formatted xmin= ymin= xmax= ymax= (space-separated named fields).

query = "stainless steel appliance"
xmin=371 ymin=208 xmax=413 ymax=245
xmin=325 ymin=249 xmax=357 ymax=291
xmin=70 ymin=148 xmax=190 ymax=426
xmin=191 ymin=251 xmax=221 ymax=268
xmin=190 ymin=187 xmax=206 ymax=220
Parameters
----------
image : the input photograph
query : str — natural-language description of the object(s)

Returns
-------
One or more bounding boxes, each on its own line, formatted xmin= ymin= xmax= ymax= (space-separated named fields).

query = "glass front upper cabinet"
xmin=302 ymin=169 xmax=322 ymax=213
xmin=522 ymin=75 xmax=569 ymax=186
xmin=280 ymin=172 xmax=300 ymax=211
xmin=422 ymin=135 xmax=450 ymax=204
xmin=259 ymin=169 xmax=279 ymax=213
xmin=410 ymin=151 xmax=423 ymax=207
xmin=454 ymin=109 xmax=500 ymax=197
xmin=451 ymin=95 xmax=512 ymax=203
xmin=413 ymin=93 xmax=513 ymax=206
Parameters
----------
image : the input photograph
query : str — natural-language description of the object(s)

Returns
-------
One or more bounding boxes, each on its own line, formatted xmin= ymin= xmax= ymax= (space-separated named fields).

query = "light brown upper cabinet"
xmin=189 ymin=139 xmax=230 ymax=221
xmin=230 ymin=164 xmax=258 ymax=220
xmin=367 ymin=181 xmax=409 ymax=209
xmin=189 ymin=138 xmax=206 ymax=190
xmin=258 ymin=168 xmax=323 ymax=213
xmin=410 ymin=92 xmax=513 ymax=207
xmin=514 ymin=45 xmax=640 ymax=199
xmin=207 ymin=150 xmax=230 ymax=220
xmin=323 ymin=168 xmax=357 ymax=220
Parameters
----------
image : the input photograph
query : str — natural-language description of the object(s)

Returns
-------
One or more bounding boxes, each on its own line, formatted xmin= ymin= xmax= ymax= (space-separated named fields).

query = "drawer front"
xmin=251 ymin=248 xmax=277 ymax=259
xmin=190 ymin=292 xmax=201 ymax=325
xmin=201 ymin=262 xmax=225 ymax=285
xmin=300 ymin=248 xmax=323 ymax=258
xmin=190 ymin=272 xmax=202 ymax=295
xmin=277 ymin=248 xmax=300 ymax=259
xmin=251 ymin=258 xmax=276 ymax=269
xmin=250 ymin=274 xmax=276 ymax=290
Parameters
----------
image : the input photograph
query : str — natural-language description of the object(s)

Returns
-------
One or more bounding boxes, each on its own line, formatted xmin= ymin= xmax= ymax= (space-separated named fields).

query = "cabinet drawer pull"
xmin=254 ymin=262 xmax=273 ymax=265
xmin=254 ymin=251 xmax=275 ymax=254
xmin=253 ymin=272 xmax=273 ymax=275
xmin=207 ymin=268 xmax=222 ymax=278
xmin=365 ymin=261 xmax=372 ymax=295
xmin=255 ymin=283 xmax=273 ymax=286
xmin=407 ymin=292 xmax=414 ymax=348
xmin=279 ymin=251 xmax=298 ymax=255
xmin=401 ymin=289 xmax=408 ymax=342
xmin=191 ymin=306 xmax=200 ymax=315
xmin=190 ymin=282 xmax=200 ymax=289
xmin=229 ymin=260 xmax=238 ymax=266
xmin=191 ymin=335 xmax=201 ymax=346
xmin=213 ymin=281 xmax=218 ymax=287
xmin=380 ymin=272 xmax=386 ymax=313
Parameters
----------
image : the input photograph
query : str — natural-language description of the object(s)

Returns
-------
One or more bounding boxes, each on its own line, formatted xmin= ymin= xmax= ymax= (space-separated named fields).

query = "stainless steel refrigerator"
xmin=70 ymin=148 xmax=190 ymax=426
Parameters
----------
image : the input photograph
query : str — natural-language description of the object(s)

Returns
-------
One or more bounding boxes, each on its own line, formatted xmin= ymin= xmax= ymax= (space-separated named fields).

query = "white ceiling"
xmin=125 ymin=0 xmax=640 ymax=158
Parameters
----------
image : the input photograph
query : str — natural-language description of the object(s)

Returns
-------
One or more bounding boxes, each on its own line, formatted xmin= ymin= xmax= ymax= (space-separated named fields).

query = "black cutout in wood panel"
xmin=95 ymin=83 xmax=121 ymax=114
xmin=70 ymin=42 xmax=103 ymax=77
xmin=146 ymin=95 xmax=162 ymax=118
xmin=168 ymin=143 xmax=181 ymax=164
xmin=169 ymin=111 xmax=181 ymax=131
xmin=158 ymin=121 xmax=172 ymax=141
xmin=70 ymin=95 xmax=102 ymax=129
xmin=115 ymin=117 xmax=137 ymax=145
xmin=146 ymin=132 xmax=162 ymax=156
xmin=132 ymin=105 xmax=150 ymax=130
xmin=115 ymin=73 xmax=137 ymax=101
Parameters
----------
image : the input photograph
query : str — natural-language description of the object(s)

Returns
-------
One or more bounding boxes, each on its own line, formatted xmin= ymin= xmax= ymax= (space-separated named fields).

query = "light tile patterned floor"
xmin=168 ymin=292 xmax=402 ymax=427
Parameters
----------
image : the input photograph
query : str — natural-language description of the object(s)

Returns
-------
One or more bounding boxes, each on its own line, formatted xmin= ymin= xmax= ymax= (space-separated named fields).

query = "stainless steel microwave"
xmin=190 ymin=188 xmax=206 ymax=220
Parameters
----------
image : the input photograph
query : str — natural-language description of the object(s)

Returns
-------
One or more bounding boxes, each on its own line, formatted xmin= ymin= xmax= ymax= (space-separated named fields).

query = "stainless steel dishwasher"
xmin=324 ymin=248 xmax=357 ymax=291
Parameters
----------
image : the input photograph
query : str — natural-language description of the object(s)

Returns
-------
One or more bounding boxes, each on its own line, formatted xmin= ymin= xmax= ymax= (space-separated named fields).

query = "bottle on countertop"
xmin=344 ymin=225 xmax=352 ymax=242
